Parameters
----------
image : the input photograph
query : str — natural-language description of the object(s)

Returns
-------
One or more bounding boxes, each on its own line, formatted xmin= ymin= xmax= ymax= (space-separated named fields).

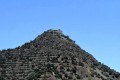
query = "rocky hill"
xmin=0 ymin=29 xmax=120 ymax=80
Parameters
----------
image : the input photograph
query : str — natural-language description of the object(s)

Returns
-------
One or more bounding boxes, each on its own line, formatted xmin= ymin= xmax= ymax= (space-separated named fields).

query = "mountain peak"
xmin=35 ymin=29 xmax=74 ymax=44
xmin=47 ymin=29 xmax=63 ymax=34
xmin=0 ymin=29 xmax=120 ymax=80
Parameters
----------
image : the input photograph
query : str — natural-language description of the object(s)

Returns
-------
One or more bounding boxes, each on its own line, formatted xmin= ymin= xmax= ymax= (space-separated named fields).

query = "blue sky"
xmin=0 ymin=0 xmax=120 ymax=72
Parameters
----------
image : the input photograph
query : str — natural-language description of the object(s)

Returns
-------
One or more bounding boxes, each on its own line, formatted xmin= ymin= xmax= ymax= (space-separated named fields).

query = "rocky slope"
xmin=0 ymin=29 xmax=120 ymax=80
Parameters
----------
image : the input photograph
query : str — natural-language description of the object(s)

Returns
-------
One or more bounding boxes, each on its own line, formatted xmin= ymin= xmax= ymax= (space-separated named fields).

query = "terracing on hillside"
xmin=0 ymin=29 xmax=120 ymax=80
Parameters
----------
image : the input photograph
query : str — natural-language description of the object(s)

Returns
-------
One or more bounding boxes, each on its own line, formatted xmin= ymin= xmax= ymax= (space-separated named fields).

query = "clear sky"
xmin=0 ymin=0 xmax=120 ymax=72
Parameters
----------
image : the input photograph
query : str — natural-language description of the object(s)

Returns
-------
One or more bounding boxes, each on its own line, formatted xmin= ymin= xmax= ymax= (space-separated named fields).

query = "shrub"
xmin=65 ymin=74 xmax=68 ymax=78
xmin=76 ymin=75 xmax=80 ymax=79
xmin=79 ymin=62 xmax=84 ymax=67
xmin=71 ymin=67 xmax=77 ymax=73
xmin=67 ymin=68 xmax=70 ymax=71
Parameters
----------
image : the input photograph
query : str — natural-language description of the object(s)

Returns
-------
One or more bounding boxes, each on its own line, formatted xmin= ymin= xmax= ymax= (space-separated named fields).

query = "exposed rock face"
xmin=0 ymin=29 xmax=120 ymax=80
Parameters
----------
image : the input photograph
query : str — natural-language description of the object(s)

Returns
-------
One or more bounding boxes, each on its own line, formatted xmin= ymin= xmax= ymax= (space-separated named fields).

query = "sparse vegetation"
xmin=0 ymin=29 xmax=119 ymax=80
